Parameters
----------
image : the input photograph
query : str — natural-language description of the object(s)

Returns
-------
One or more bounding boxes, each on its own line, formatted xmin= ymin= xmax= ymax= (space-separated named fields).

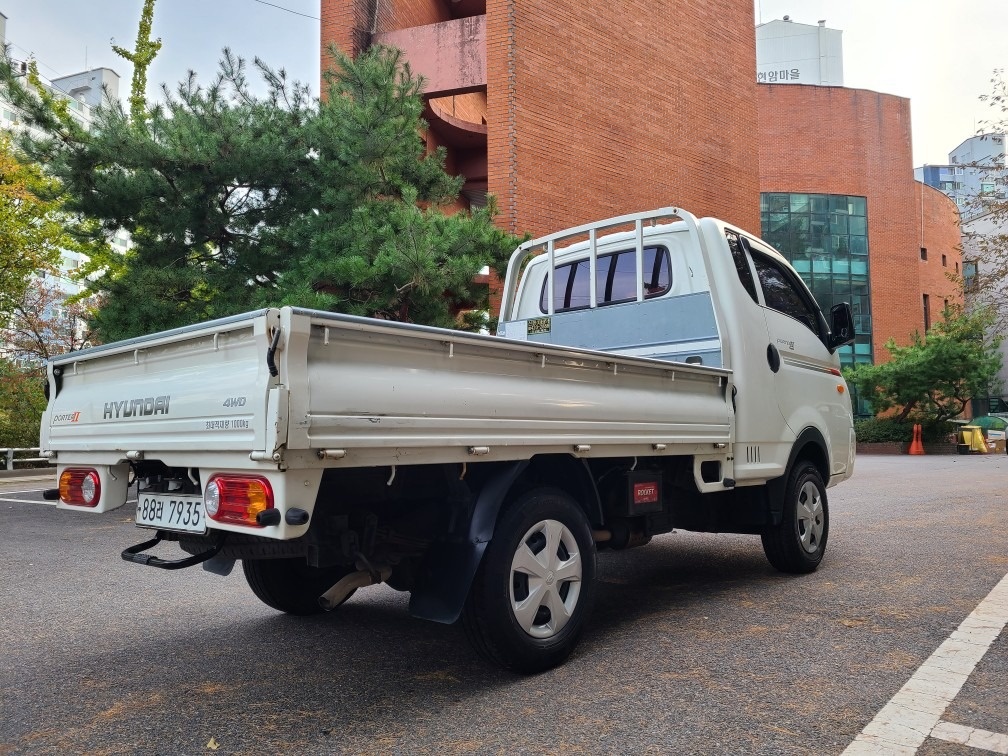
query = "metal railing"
xmin=2 ymin=447 xmax=50 ymax=471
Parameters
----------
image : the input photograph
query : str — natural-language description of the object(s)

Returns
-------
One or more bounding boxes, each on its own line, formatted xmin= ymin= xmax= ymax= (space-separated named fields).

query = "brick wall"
xmin=486 ymin=0 xmax=761 ymax=239
xmin=758 ymin=84 xmax=925 ymax=361
xmin=321 ymin=0 xmax=448 ymax=64
xmin=916 ymin=181 xmax=963 ymax=326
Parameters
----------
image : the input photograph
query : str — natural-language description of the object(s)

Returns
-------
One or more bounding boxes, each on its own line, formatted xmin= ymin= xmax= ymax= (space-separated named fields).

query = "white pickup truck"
xmin=40 ymin=207 xmax=855 ymax=672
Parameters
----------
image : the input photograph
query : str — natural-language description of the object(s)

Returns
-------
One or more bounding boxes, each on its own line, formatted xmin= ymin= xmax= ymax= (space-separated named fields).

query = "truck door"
xmin=721 ymin=231 xmax=789 ymax=473
xmin=745 ymin=240 xmax=851 ymax=480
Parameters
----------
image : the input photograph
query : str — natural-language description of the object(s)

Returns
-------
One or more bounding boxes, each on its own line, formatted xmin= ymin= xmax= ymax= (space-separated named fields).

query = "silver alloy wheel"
xmin=796 ymin=480 xmax=825 ymax=553
xmin=509 ymin=518 xmax=583 ymax=639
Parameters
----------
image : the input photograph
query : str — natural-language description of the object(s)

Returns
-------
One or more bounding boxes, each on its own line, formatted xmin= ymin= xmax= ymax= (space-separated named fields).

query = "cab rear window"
xmin=540 ymin=246 xmax=671 ymax=313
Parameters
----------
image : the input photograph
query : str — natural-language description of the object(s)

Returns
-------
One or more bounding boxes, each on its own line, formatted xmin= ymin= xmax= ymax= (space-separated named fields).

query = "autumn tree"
xmin=959 ymin=69 xmax=1008 ymax=334
xmin=2 ymin=279 xmax=96 ymax=364
xmin=0 ymin=134 xmax=65 ymax=322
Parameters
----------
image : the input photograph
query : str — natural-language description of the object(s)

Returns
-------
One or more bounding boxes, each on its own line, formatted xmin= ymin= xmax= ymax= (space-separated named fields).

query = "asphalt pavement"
xmin=1 ymin=455 xmax=1005 ymax=755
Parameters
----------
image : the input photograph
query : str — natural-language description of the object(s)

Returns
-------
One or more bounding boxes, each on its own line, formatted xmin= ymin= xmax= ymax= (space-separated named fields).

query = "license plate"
xmin=135 ymin=493 xmax=206 ymax=534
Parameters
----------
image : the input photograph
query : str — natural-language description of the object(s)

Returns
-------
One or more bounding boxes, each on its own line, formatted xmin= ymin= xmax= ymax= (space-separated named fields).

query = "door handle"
xmin=766 ymin=343 xmax=781 ymax=373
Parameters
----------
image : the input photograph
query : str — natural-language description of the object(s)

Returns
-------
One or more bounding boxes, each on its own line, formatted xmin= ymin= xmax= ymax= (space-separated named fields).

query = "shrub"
xmin=854 ymin=417 xmax=955 ymax=444
xmin=855 ymin=417 xmax=912 ymax=443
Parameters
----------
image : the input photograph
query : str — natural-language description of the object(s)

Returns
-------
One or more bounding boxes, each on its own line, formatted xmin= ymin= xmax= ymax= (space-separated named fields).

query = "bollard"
xmin=908 ymin=423 xmax=925 ymax=455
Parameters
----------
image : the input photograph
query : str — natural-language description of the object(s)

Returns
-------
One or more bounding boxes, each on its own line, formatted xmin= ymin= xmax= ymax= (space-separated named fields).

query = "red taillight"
xmin=204 ymin=475 xmax=274 ymax=527
xmin=59 ymin=469 xmax=101 ymax=507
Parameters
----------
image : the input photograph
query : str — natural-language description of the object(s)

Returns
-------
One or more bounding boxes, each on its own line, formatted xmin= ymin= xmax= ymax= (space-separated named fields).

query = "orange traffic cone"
xmin=908 ymin=423 xmax=925 ymax=455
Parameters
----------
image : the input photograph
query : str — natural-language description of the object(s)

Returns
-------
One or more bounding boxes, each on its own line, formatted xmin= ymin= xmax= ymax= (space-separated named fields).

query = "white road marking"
xmin=930 ymin=721 xmax=1008 ymax=754
xmin=843 ymin=572 xmax=1008 ymax=755
xmin=0 ymin=488 xmax=49 ymax=495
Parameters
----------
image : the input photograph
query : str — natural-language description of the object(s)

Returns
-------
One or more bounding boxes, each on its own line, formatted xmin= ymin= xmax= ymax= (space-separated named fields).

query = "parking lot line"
xmin=930 ymin=721 xmax=1008 ymax=753
xmin=842 ymin=572 xmax=1008 ymax=755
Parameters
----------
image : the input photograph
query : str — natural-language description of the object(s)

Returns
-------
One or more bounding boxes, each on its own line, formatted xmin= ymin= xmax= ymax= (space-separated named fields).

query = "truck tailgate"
xmin=42 ymin=309 xmax=280 ymax=462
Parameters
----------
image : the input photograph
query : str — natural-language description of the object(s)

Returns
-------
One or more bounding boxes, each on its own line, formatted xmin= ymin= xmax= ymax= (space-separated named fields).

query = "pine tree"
xmin=0 ymin=45 xmax=519 ymax=342
xmin=271 ymin=45 xmax=516 ymax=328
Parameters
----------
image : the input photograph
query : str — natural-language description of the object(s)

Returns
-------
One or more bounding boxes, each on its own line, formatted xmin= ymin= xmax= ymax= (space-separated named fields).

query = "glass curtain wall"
xmin=760 ymin=193 xmax=873 ymax=370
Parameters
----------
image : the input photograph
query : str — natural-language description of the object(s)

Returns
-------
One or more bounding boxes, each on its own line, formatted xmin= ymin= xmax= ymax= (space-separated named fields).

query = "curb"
xmin=0 ymin=468 xmax=55 ymax=480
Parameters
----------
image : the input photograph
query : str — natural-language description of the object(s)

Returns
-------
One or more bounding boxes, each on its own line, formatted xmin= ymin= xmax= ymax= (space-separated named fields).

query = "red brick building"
xmin=320 ymin=0 xmax=760 ymax=237
xmin=320 ymin=0 xmax=961 ymax=370
xmin=758 ymin=84 xmax=961 ymax=364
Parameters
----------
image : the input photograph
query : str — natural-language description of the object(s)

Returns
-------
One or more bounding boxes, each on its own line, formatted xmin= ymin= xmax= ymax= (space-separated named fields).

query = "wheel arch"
xmin=516 ymin=455 xmax=604 ymax=527
xmin=766 ymin=426 xmax=830 ymax=525
xmin=408 ymin=455 xmax=601 ymax=625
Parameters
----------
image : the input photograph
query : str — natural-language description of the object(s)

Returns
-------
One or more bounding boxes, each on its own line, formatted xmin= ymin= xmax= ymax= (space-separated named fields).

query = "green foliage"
xmin=845 ymin=306 xmax=1003 ymax=424
xmin=0 ymin=360 xmax=46 ymax=448
xmin=271 ymin=46 xmax=516 ymax=327
xmin=853 ymin=417 xmax=912 ymax=443
xmin=58 ymin=50 xmax=315 ymax=341
xmin=112 ymin=0 xmax=162 ymax=123
xmin=0 ymin=44 xmax=519 ymax=342
xmin=0 ymin=133 xmax=87 ymax=323
xmin=853 ymin=417 xmax=954 ymax=444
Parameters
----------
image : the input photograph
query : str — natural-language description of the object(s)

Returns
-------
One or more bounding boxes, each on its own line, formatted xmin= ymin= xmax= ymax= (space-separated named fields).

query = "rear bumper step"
xmin=122 ymin=532 xmax=225 ymax=570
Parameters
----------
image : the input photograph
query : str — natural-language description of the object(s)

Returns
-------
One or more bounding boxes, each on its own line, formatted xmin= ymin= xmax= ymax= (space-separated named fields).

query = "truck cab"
xmin=497 ymin=208 xmax=855 ymax=489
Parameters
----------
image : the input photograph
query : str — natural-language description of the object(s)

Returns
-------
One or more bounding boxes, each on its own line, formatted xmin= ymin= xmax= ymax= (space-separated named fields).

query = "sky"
xmin=1 ymin=0 xmax=1005 ymax=167
xmin=755 ymin=0 xmax=1007 ymax=165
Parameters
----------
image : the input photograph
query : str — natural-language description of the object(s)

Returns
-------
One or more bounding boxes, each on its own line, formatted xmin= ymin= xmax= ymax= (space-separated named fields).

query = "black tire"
xmin=761 ymin=461 xmax=829 ymax=574
xmin=462 ymin=488 xmax=597 ymax=673
xmin=243 ymin=558 xmax=355 ymax=616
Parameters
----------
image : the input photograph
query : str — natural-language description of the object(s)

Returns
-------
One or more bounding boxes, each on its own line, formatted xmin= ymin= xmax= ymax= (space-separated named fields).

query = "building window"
xmin=942 ymin=253 xmax=947 ymax=267
xmin=923 ymin=294 xmax=931 ymax=331
xmin=920 ymin=247 xmax=928 ymax=261
xmin=981 ymin=182 xmax=996 ymax=194
xmin=759 ymin=192 xmax=872 ymax=369
xmin=963 ymin=261 xmax=977 ymax=290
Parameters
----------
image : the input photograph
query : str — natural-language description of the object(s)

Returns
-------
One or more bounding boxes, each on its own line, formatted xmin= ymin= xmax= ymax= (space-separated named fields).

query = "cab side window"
xmin=724 ymin=231 xmax=759 ymax=304
xmin=750 ymin=250 xmax=821 ymax=335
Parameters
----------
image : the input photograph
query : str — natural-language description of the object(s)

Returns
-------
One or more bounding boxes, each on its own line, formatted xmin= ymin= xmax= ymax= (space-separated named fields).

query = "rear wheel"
xmin=462 ymin=488 xmax=597 ymax=673
xmin=761 ymin=461 xmax=829 ymax=574
xmin=243 ymin=558 xmax=355 ymax=615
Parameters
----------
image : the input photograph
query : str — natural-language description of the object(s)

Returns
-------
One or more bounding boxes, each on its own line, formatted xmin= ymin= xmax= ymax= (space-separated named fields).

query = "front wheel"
xmin=761 ymin=462 xmax=829 ymax=573
xmin=243 ymin=558 xmax=355 ymax=616
xmin=462 ymin=488 xmax=597 ymax=673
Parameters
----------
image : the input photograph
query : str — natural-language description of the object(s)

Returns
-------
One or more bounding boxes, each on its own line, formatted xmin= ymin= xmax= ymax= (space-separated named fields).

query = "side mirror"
xmin=827 ymin=302 xmax=855 ymax=353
